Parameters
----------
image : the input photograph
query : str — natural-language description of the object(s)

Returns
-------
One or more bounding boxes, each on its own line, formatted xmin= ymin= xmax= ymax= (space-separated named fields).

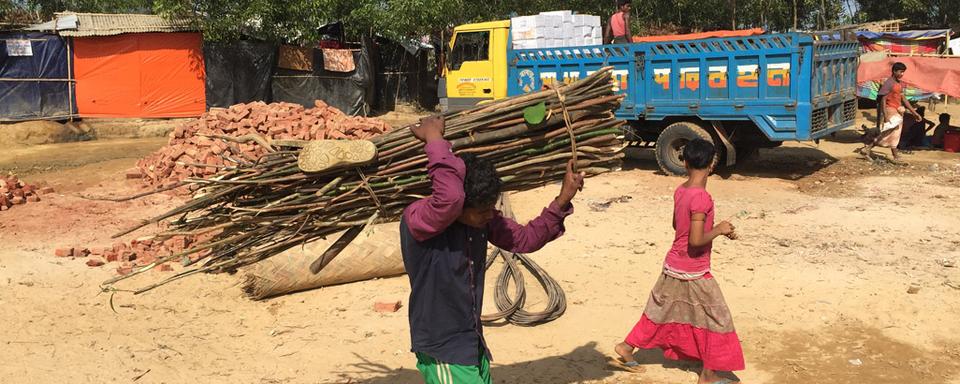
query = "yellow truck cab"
xmin=439 ymin=20 xmax=510 ymax=112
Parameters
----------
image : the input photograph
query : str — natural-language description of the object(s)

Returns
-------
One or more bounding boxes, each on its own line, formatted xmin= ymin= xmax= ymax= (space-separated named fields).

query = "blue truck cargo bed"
xmin=507 ymin=33 xmax=859 ymax=149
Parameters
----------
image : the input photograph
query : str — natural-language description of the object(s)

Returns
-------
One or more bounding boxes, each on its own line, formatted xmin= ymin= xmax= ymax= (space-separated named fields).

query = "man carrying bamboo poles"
xmin=400 ymin=115 xmax=585 ymax=383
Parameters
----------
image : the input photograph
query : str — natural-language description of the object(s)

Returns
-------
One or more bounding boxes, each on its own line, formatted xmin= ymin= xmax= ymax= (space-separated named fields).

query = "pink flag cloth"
xmin=857 ymin=56 xmax=960 ymax=98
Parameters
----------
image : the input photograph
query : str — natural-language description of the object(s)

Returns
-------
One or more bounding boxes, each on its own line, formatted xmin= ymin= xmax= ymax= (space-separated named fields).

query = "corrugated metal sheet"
xmin=23 ymin=14 xmax=79 ymax=32
xmin=55 ymin=12 xmax=196 ymax=37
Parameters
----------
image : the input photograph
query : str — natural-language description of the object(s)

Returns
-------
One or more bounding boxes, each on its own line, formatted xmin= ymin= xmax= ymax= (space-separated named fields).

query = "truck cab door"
xmin=443 ymin=29 xmax=495 ymax=112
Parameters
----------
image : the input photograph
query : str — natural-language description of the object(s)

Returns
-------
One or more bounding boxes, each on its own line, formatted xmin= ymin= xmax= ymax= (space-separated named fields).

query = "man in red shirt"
xmin=604 ymin=0 xmax=632 ymax=44
xmin=860 ymin=62 xmax=920 ymax=162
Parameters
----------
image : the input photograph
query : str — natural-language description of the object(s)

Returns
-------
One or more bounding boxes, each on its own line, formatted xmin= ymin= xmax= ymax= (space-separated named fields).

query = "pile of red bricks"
xmin=57 ymin=234 xmax=213 ymax=275
xmin=0 ymin=173 xmax=53 ymax=212
xmin=133 ymin=100 xmax=391 ymax=190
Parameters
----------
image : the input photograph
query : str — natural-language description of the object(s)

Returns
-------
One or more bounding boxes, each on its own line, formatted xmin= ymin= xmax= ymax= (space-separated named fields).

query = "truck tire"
xmin=655 ymin=122 xmax=715 ymax=176
xmin=735 ymin=145 xmax=761 ymax=163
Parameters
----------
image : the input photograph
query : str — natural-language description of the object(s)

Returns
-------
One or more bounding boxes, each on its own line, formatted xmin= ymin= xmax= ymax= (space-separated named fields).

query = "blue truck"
xmin=440 ymin=20 xmax=860 ymax=175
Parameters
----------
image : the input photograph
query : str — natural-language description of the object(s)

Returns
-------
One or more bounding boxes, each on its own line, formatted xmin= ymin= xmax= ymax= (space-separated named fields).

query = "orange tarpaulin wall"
xmin=74 ymin=33 xmax=205 ymax=118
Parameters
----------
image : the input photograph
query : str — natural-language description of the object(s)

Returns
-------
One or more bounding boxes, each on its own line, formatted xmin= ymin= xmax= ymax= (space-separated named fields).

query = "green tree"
xmin=855 ymin=0 xmax=960 ymax=28
xmin=2 ymin=0 xmax=152 ymax=23
xmin=31 ymin=0 xmax=150 ymax=18
xmin=4 ymin=0 xmax=866 ymax=41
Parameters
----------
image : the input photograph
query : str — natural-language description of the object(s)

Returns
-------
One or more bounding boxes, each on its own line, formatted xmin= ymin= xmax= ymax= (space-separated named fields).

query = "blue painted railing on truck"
xmin=506 ymin=32 xmax=859 ymax=141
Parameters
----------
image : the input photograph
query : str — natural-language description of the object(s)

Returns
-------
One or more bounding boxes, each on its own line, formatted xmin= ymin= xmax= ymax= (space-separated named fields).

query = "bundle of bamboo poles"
xmin=103 ymin=67 xmax=625 ymax=293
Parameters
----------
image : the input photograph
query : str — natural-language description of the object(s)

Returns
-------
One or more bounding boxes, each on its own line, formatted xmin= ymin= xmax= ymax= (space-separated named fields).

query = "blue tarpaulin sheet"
xmin=0 ymin=32 xmax=76 ymax=121
xmin=856 ymin=30 xmax=951 ymax=40
xmin=817 ymin=29 xmax=952 ymax=42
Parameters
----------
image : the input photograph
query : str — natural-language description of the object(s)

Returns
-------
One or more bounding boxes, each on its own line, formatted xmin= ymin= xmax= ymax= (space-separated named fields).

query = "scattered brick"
xmin=120 ymin=250 xmax=137 ymax=262
xmin=0 ymin=173 xmax=44 ymax=213
xmin=374 ymin=300 xmax=403 ymax=313
xmin=133 ymin=101 xmax=391 ymax=193
xmin=54 ymin=247 xmax=74 ymax=257
xmin=125 ymin=168 xmax=144 ymax=179
xmin=73 ymin=234 xmax=206 ymax=272
xmin=86 ymin=258 xmax=106 ymax=267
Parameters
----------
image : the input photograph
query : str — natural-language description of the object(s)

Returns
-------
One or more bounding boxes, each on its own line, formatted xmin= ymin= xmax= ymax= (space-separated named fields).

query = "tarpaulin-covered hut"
xmin=857 ymin=29 xmax=951 ymax=55
xmin=203 ymin=40 xmax=278 ymax=109
xmin=0 ymin=31 xmax=76 ymax=121
xmin=272 ymin=30 xmax=376 ymax=116
xmin=373 ymin=36 xmax=437 ymax=112
xmin=855 ymin=29 xmax=955 ymax=101
xmin=57 ymin=13 xmax=206 ymax=118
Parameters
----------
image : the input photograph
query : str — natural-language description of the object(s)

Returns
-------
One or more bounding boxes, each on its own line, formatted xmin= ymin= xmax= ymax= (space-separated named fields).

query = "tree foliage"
xmin=854 ymin=0 xmax=960 ymax=29
xmin=3 ymin=0 xmax=151 ymax=19
xmin=2 ymin=0 xmax=957 ymax=42
xmin=149 ymin=0 xmax=857 ymax=41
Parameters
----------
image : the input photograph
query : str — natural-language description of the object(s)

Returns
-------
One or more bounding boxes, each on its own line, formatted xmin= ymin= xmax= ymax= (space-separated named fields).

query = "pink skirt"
xmin=624 ymin=273 xmax=745 ymax=371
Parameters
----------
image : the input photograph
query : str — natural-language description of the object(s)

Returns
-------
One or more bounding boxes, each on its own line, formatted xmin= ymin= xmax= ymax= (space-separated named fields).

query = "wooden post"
xmin=945 ymin=30 xmax=952 ymax=105
xmin=66 ymin=36 xmax=74 ymax=121
xmin=793 ymin=0 xmax=798 ymax=30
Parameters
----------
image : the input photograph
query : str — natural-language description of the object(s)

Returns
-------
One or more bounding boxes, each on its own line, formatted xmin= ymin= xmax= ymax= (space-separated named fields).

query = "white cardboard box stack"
xmin=511 ymin=11 xmax=603 ymax=50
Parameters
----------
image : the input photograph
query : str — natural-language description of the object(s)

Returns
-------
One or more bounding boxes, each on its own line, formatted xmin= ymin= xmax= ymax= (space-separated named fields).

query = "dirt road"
xmin=1 ymin=109 xmax=959 ymax=384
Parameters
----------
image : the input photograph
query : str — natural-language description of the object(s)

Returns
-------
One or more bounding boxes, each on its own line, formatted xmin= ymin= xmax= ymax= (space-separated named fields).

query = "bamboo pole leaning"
xmin=102 ymin=67 xmax=627 ymax=294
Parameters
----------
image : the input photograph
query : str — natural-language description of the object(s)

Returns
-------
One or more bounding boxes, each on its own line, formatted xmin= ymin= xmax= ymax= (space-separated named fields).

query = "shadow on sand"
xmin=332 ymin=342 xmax=740 ymax=383
xmin=623 ymin=146 xmax=839 ymax=181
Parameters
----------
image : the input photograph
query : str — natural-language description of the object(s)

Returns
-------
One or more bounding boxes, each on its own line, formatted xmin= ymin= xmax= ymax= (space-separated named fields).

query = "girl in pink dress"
xmin=611 ymin=139 xmax=744 ymax=383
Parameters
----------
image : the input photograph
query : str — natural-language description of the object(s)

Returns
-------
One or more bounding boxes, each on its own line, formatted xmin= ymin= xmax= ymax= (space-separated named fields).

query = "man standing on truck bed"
xmin=604 ymin=0 xmax=632 ymax=44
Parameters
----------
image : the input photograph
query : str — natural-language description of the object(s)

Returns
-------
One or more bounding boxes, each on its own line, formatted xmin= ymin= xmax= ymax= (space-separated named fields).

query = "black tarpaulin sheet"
xmin=203 ymin=40 xmax=278 ymax=109
xmin=271 ymin=38 xmax=374 ymax=116
xmin=374 ymin=36 xmax=438 ymax=112
xmin=0 ymin=33 xmax=75 ymax=121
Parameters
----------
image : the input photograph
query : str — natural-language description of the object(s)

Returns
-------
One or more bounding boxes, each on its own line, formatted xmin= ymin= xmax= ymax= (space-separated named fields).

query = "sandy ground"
xmin=2 ymin=107 xmax=960 ymax=384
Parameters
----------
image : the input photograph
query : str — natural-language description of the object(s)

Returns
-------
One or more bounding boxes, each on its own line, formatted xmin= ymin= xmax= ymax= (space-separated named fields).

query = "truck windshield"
xmin=449 ymin=31 xmax=490 ymax=70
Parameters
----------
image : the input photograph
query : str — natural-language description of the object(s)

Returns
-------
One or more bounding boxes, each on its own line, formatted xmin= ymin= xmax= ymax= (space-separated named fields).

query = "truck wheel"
xmin=735 ymin=145 xmax=761 ymax=162
xmin=655 ymin=122 xmax=715 ymax=176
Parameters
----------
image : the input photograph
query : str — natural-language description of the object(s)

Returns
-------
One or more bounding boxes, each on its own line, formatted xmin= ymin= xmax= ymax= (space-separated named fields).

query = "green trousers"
xmin=415 ymin=352 xmax=491 ymax=384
